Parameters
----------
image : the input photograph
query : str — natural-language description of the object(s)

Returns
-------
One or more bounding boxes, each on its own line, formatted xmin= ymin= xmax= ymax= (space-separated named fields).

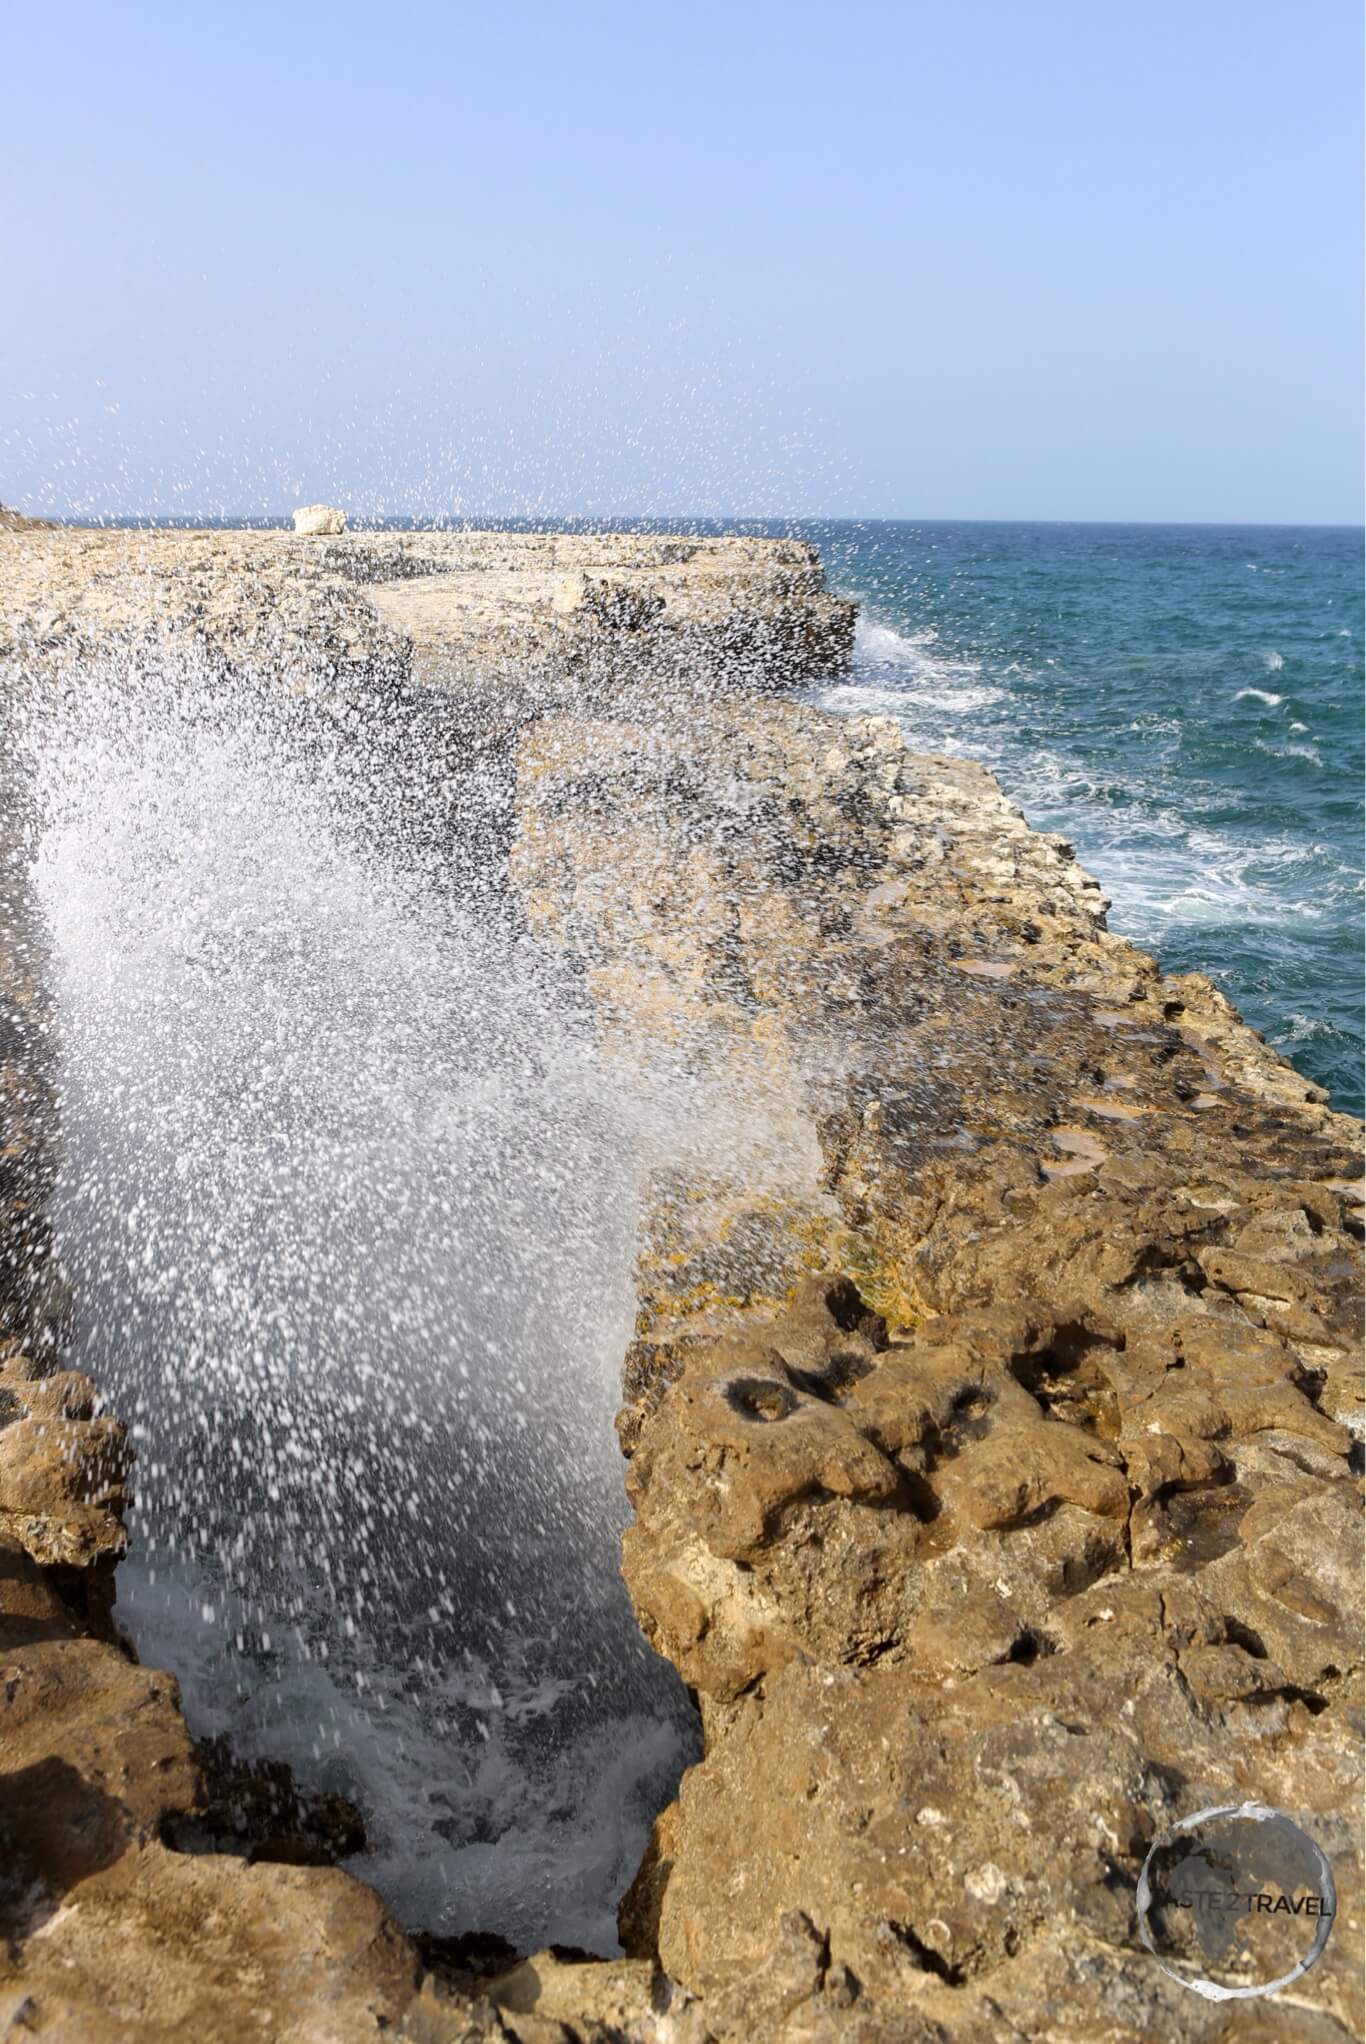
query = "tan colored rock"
xmin=0 ymin=1405 xmax=130 ymax=1567
xmin=0 ymin=503 xmax=51 ymax=532
xmin=0 ymin=1842 xmax=421 ymax=2041
xmin=516 ymin=689 xmax=1363 ymax=2042
xmin=550 ymin=571 xmax=666 ymax=630
xmin=292 ymin=502 xmax=347 ymax=535
xmin=0 ymin=525 xmax=855 ymax=713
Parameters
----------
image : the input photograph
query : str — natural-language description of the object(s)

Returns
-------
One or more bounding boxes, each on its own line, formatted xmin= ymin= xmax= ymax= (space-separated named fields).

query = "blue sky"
xmin=3 ymin=1 xmax=1361 ymax=521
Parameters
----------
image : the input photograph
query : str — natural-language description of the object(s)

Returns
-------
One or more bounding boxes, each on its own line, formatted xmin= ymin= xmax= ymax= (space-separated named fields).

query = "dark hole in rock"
xmin=1221 ymin=1617 xmax=1268 ymax=1659
xmin=896 ymin=1469 xmax=942 ymax=1524
xmin=889 ymin=1920 xmax=967 ymax=1987
xmin=725 ymin=1376 xmax=799 ymax=1424
xmin=786 ymin=1348 xmax=876 ymax=1403
xmin=823 ymin=1276 xmax=870 ymax=1334
xmin=1160 ymin=1477 xmax=1247 ymax=1571
xmin=415 ymin=1928 xmax=521 ymax=1985
xmin=1009 ymin=1327 xmax=1122 ymax=1440
xmin=1002 ymin=1627 xmax=1058 ymax=1667
xmin=932 ymin=1388 xmax=993 ymax=1456
xmin=1253 ymin=1685 xmax=1329 ymax=1716
xmin=162 ymin=1732 xmax=368 ymax=1867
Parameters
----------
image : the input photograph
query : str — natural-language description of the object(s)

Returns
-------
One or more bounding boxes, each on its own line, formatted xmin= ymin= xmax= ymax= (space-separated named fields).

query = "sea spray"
xmin=11 ymin=644 xmax=751 ymax=1949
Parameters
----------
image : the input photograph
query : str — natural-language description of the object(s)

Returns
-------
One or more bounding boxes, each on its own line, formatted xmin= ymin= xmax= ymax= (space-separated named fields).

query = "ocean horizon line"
xmin=21 ymin=511 xmax=1366 ymax=534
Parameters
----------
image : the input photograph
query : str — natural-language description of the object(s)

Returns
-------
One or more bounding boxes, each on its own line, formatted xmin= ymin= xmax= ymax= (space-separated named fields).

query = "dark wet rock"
xmin=165 ymin=1733 xmax=368 ymax=1868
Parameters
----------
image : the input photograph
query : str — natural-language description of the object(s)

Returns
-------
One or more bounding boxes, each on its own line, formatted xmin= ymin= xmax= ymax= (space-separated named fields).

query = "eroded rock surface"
xmin=0 ymin=526 xmax=854 ymax=716
xmin=0 ymin=526 xmax=1359 ymax=2039
xmin=514 ymin=696 xmax=1364 ymax=2041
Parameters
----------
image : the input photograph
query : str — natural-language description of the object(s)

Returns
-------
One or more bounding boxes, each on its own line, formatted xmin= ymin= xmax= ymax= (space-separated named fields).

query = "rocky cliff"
xmin=0 ymin=525 xmax=1359 ymax=2042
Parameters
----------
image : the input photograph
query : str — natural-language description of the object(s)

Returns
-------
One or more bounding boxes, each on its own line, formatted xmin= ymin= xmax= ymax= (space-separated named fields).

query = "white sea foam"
xmin=1277 ymin=1012 xmax=1340 ymax=1046
xmin=1263 ymin=649 xmax=1285 ymax=672
xmin=849 ymin=618 xmax=1005 ymax=714
xmin=982 ymin=740 xmax=1344 ymax=937
xmin=830 ymin=637 xmax=1339 ymax=946
xmin=1254 ymin=736 xmax=1322 ymax=767
xmin=853 ymin=619 xmax=926 ymax=668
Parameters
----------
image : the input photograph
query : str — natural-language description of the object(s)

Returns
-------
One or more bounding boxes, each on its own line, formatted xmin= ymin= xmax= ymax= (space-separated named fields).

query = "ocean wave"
xmin=1235 ymin=687 xmax=1283 ymax=706
xmin=1095 ymin=854 xmax=1332 ymax=931
xmin=906 ymin=684 xmax=1007 ymax=713
xmin=1254 ymin=736 xmax=1322 ymax=767
xmin=1275 ymin=1012 xmax=1345 ymax=1046
xmin=851 ymin=618 xmax=1005 ymax=713
xmin=854 ymin=620 xmax=930 ymax=668
xmin=995 ymin=777 xmax=1353 ymax=938
xmin=816 ymin=682 xmax=917 ymax=716
xmin=1128 ymin=714 xmax=1183 ymax=737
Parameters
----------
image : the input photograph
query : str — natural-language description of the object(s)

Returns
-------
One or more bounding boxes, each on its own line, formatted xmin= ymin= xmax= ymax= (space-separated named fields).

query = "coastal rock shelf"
xmin=0 ymin=524 xmax=1360 ymax=2041
xmin=515 ymin=696 xmax=1363 ymax=2040
xmin=0 ymin=526 xmax=856 ymax=709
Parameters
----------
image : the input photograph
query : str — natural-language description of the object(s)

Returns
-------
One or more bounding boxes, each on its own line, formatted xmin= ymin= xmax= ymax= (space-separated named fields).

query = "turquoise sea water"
xmin=805 ymin=522 xmax=1363 ymax=1118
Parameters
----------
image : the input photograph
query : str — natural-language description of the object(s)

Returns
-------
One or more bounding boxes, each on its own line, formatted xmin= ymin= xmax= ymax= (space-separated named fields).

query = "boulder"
xmin=291 ymin=503 xmax=346 ymax=536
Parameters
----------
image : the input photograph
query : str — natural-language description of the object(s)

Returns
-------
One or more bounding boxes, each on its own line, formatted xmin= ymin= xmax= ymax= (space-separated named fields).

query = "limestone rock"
xmin=0 ymin=526 xmax=854 ymax=709
xmin=551 ymin=571 xmax=666 ymax=631
xmin=0 ymin=504 xmax=51 ymax=532
xmin=0 ymin=1841 xmax=421 ymax=2041
xmin=0 ymin=1367 xmax=130 ymax=1568
xmin=292 ymin=502 xmax=347 ymax=536
xmin=516 ymin=692 xmax=1364 ymax=2042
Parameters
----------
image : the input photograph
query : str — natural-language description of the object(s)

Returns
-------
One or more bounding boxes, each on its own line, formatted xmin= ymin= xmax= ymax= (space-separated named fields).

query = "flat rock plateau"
xmin=0 ymin=524 xmax=1361 ymax=2042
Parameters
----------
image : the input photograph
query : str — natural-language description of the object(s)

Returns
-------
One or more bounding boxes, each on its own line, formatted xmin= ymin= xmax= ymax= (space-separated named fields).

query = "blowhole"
xmin=725 ymin=1376 xmax=799 ymax=1423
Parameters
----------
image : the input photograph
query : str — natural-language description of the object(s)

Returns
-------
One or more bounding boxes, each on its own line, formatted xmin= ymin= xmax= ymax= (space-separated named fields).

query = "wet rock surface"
xmin=0 ymin=527 xmax=1360 ymax=2039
